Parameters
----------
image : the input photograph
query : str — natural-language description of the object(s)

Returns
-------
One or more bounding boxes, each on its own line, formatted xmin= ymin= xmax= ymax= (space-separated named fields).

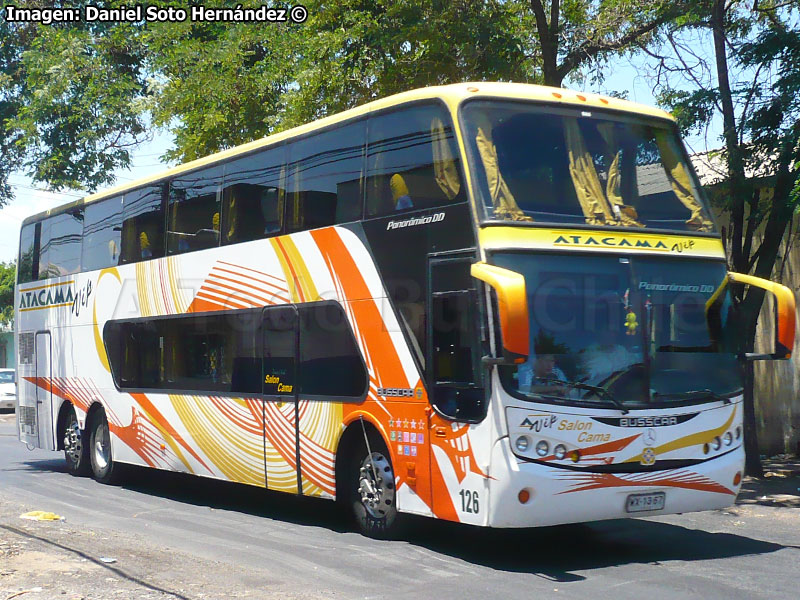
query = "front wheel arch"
xmin=336 ymin=419 xmax=399 ymax=538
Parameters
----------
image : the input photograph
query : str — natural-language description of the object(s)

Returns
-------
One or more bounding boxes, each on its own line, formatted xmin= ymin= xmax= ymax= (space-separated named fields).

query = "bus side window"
xmin=297 ymin=302 xmax=367 ymax=399
xmin=365 ymin=104 xmax=464 ymax=217
xmin=82 ymin=196 xmax=123 ymax=271
xmin=38 ymin=209 xmax=84 ymax=279
xmin=221 ymin=145 xmax=286 ymax=244
xmin=17 ymin=223 xmax=39 ymax=283
xmin=286 ymin=120 xmax=365 ymax=233
xmin=167 ymin=166 xmax=223 ymax=255
xmin=120 ymin=184 xmax=166 ymax=263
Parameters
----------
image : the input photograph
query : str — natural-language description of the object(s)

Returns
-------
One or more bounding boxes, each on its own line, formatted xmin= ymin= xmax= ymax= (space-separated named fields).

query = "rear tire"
xmin=63 ymin=405 xmax=90 ymax=477
xmin=89 ymin=409 xmax=120 ymax=484
xmin=348 ymin=431 xmax=399 ymax=538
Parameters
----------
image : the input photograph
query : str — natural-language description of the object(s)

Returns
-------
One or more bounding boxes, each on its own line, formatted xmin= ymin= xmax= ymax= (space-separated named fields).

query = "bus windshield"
xmin=492 ymin=253 xmax=742 ymax=409
xmin=461 ymin=100 xmax=715 ymax=232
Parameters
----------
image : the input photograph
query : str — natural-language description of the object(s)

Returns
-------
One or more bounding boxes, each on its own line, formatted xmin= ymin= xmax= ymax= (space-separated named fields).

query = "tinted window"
xmin=286 ymin=121 xmax=365 ymax=232
xmin=298 ymin=302 xmax=366 ymax=398
xmin=105 ymin=309 xmax=263 ymax=394
xmin=262 ymin=306 xmax=296 ymax=396
xmin=82 ymin=196 xmax=122 ymax=271
xmin=168 ymin=166 xmax=223 ymax=255
xmin=222 ymin=146 xmax=286 ymax=245
xmin=38 ymin=209 xmax=84 ymax=279
xmin=461 ymin=100 xmax=715 ymax=232
xmin=104 ymin=303 xmax=366 ymax=398
xmin=17 ymin=223 xmax=38 ymax=283
xmin=121 ymin=184 xmax=166 ymax=263
xmin=366 ymin=104 xmax=464 ymax=217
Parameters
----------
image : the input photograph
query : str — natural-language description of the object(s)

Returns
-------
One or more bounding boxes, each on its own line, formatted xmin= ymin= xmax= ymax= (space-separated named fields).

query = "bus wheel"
xmin=350 ymin=432 xmax=398 ymax=538
xmin=89 ymin=410 xmax=119 ymax=484
xmin=63 ymin=406 xmax=90 ymax=477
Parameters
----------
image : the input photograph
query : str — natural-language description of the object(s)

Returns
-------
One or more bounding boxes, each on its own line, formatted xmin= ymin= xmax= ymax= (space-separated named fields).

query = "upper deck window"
xmin=365 ymin=104 xmax=465 ymax=217
xmin=38 ymin=209 xmax=84 ymax=279
xmin=17 ymin=223 xmax=38 ymax=284
xmin=461 ymin=100 xmax=715 ymax=233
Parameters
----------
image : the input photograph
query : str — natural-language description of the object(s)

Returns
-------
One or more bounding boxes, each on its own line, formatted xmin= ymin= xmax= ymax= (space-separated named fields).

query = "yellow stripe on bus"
xmin=479 ymin=227 xmax=726 ymax=259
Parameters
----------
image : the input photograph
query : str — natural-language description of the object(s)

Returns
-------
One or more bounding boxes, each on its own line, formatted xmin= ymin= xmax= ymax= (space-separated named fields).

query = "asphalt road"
xmin=1 ymin=414 xmax=799 ymax=600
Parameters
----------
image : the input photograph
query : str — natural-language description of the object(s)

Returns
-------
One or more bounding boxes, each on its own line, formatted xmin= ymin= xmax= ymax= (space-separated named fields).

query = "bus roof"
xmin=21 ymin=82 xmax=675 ymax=226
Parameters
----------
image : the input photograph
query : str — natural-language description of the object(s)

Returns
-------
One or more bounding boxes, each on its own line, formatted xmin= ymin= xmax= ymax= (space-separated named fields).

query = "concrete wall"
xmin=714 ymin=198 xmax=800 ymax=456
xmin=750 ymin=214 xmax=800 ymax=456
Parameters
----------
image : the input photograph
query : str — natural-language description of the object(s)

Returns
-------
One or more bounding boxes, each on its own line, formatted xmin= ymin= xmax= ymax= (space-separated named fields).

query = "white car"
xmin=0 ymin=368 xmax=15 ymax=411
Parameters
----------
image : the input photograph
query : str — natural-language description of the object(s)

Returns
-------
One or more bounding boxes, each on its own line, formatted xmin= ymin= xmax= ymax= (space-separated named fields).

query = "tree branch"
xmin=557 ymin=13 xmax=676 ymax=82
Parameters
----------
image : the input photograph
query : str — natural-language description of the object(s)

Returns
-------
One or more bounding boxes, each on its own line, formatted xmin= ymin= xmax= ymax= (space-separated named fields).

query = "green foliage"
xmin=0 ymin=261 xmax=14 ymax=326
xmin=9 ymin=22 xmax=149 ymax=191
xmin=0 ymin=0 xmax=695 ymax=196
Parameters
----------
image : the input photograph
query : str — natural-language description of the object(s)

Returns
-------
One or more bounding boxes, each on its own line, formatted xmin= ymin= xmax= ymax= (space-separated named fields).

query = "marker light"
xmin=703 ymin=443 xmax=710 ymax=454
xmin=518 ymin=489 xmax=531 ymax=504
xmin=724 ymin=432 xmax=733 ymax=446
xmin=569 ymin=449 xmax=581 ymax=463
xmin=712 ymin=436 xmax=722 ymax=451
xmin=733 ymin=472 xmax=742 ymax=486
xmin=536 ymin=440 xmax=549 ymax=457
xmin=554 ymin=444 xmax=567 ymax=460
xmin=515 ymin=436 xmax=530 ymax=453
xmin=735 ymin=426 xmax=742 ymax=440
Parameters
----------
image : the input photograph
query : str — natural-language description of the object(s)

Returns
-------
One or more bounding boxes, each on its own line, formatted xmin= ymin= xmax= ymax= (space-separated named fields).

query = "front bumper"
xmin=487 ymin=436 xmax=742 ymax=528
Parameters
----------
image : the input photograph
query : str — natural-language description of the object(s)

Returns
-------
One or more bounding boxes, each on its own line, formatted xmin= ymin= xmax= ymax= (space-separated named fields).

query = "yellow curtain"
xmin=473 ymin=113 xmax=532 ymax=221
xmin=596 ymin=123 xmax=643 ymax=227
xmin=654 ymin=130 xmax=713 ymax=231
xmin=431 ymin=117 xmax=461 ymax=200
xmin=564 ymin=118 xmax=614 ymax=225
xmin=226 ymin=194 xmax=237 ymax=242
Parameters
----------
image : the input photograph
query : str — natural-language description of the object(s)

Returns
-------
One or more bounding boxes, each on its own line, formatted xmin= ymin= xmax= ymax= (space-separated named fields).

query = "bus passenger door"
xmin=427 ymin=255 xmax=486 ymax=522
xmin=261 ymin=306 xmax=300 ymax=494
xmin=35 ymin=331 xmax=55 ymax=451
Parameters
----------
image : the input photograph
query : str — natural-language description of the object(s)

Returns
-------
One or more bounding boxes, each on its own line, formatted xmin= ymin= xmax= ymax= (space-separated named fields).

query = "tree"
xmin=145 ymin=0 xmax=533 ymax=163
xmin=647 ymin=0 xmax=800 ymax=475
xmin=527 ymin=0 xmax=690 ymax=87
xmin=0 ymin=261 xmax=14 ymax=327
xmin=0 ymin=7 xmax=151 ymax=206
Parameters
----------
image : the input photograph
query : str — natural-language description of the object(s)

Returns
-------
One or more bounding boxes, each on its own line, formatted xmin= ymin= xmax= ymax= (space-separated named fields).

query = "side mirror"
xmin=728 ymin=272 xmax=796 ymax=360
xmin=470 ymin=262 xmax=529 ymax=364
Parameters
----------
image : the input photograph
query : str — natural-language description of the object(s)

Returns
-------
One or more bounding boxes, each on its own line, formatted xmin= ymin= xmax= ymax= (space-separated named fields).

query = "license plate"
xmin=625 ymin=492 xmax=666 ymax=513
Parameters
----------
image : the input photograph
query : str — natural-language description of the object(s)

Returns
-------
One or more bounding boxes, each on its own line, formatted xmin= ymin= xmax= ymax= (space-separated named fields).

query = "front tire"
xmin=348 ymin=431 xmax=398 ymax=538
xmin=89 ymin=409 xmax=120 ymax=484
xmin=63 ymin=405 xmax=90 ymax=476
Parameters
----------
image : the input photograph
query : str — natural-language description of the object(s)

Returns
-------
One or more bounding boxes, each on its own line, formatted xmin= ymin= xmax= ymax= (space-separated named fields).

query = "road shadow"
xmin=397 ymin=514 xmax=792 ymax=582
xmin=736 ymin=456 xmax=800 ymax=508
xmin=21 ymin=458 xmax=792 ymax=583
xmin=23 ymin=459 xmax=350 ymax=533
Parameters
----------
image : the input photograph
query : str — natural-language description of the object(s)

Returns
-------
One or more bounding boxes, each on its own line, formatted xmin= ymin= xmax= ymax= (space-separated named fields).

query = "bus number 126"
xmin=459 ymin=489 xmax=480 ymax=514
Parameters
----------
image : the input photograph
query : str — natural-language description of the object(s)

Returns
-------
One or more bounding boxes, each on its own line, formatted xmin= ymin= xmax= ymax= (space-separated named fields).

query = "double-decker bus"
xmin=15 ymin=83 xmax=795 ymax=537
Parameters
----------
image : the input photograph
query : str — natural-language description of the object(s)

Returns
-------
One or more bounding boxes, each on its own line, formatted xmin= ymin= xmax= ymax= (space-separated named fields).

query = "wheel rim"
xmin=64 ymin=414 xmax=82 ymax=464
xmin=94 ymin=421 xmax=110 ymax=471
xmin=357 ymin=451 xmax=395 ymax=519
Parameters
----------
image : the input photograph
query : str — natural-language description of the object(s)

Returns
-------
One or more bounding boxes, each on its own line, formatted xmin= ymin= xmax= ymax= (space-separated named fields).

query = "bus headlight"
xmin=535 ymin=440 xmax=549 ymax=457
xmin=712 ymin=436 xmax=722 ymax=451
xmin=515 ymin=436 xmax=530 ymax=453
xmin=723 ymin=432 xmax=733 ymax=446
xmin=554 ymin=444 xmax=567 ymax=460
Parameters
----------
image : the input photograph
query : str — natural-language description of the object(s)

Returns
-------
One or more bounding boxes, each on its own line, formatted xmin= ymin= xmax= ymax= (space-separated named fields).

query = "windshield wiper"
xmin=535 ymin=378 xmax=629 ymax=414
xmin=652 ymin=389 xmax=730 ymax=404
